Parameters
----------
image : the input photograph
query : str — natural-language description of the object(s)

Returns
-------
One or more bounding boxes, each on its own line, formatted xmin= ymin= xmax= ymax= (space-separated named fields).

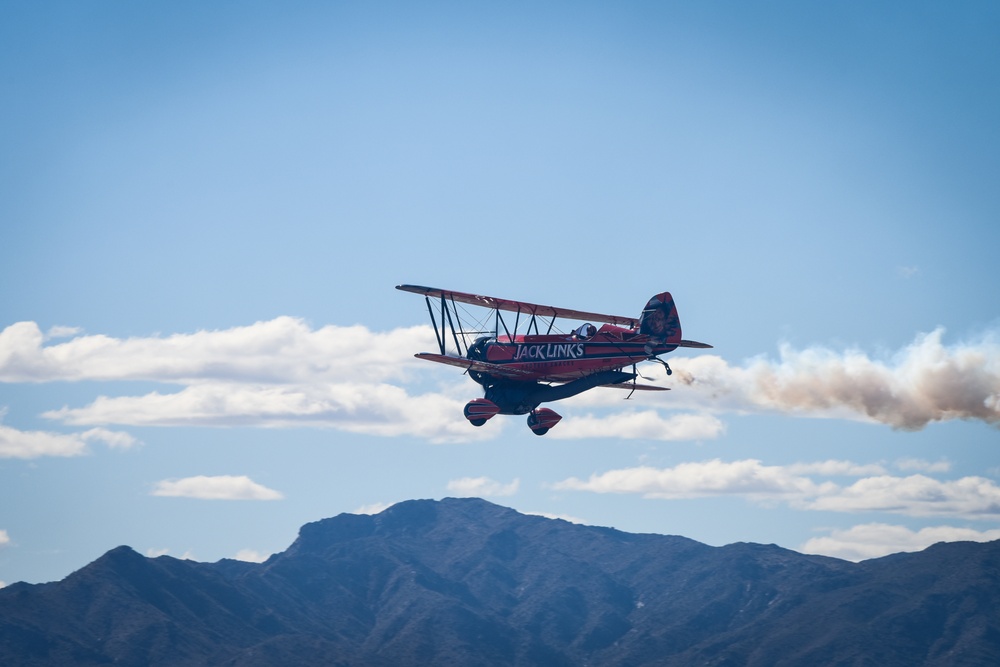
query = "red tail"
xmin=638 ymin=292 xmax=682 ymax=344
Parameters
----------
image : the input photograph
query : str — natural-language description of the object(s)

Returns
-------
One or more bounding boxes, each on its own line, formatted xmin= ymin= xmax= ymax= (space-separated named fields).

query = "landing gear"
xmin=649 ymin=356 xmax=672 ymax=376
xmin=527 ymin=408 xmax=562 ymax=436
xmin=464 ymin=398 xmax=500 ymax=426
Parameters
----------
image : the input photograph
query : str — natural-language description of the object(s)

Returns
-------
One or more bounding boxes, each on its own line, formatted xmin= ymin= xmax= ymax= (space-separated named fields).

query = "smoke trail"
xmin=670 ymin=329 xmax=1000 ymax=429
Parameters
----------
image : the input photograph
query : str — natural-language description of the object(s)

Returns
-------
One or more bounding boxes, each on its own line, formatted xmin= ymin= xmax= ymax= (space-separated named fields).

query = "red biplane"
xmin=397 ymin=285 xmax=712 ymax=435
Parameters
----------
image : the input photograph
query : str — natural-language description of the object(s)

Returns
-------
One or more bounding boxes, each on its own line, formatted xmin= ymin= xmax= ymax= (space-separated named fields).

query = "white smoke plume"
xmin=667 ymin=328 xmax=1000 ymax=430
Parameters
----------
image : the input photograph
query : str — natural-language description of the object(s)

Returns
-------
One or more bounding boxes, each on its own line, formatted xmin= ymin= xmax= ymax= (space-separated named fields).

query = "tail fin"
xmin=638 ymin=292 xmax=682 ymax=344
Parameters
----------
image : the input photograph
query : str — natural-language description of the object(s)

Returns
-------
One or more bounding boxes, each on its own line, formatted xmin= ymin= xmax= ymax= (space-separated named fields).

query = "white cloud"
xmin=447 ymin=476 xmax=520 ymax=497
xmin=234 ymin=549 xmax=270 ymax=563
xmin=0 ymin=318 xmax=435 ymax=384
xmin=805 ymin=474 xmax=1000 ymax=518
xmin=0 ymin=422 xmax=89 ymax=458
xmin=0 ymin=417 xmax=138 ymax=458
xmin=151 ymin=475 xmax=284 ymax=500
xmin=553 ymin=459 xmax=830 ymax=499
xmin=43 ymin=382 xmax=491 ymax=444
xmin=524 ymin=511 xmax=589 ymax=524
xmin=80 ymin=427 xmax=140 ymax=450
xmin=553 ymin=460 xmax=1000 ymax=519
xmin=4 ymin=319 xmax=492 ymax=443
xmin=549 ymin=410 xmax=724 ymax=441
xmin=44 ymin=325 xmax=82 ymax=340
xmin=0 ymin=529 xmax=9 ymax=548
xmin=7 ymin=319 xmax=998 ymax=442
xmin=355 ymin=502 xmax=393 ymax=515
xmin=801 ymin=523 xmax=1000 ymax=562
xmin=786 ymin=460 xmax=887 ymax=476
xmin=146 ymin=547 xmax=170 ymax=557
xmin=894 ymin=457 xmax=951 ymax=473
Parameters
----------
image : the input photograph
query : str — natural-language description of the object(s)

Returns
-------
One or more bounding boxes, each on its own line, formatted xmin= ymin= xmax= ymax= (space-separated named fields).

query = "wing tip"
xmin=397 ymin=284 xmax=432 ymax=294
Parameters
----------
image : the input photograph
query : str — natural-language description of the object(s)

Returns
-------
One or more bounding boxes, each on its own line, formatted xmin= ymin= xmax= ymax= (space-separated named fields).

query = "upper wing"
xmin=414 ymin=352 xmax=535 ymax=380
xmin=397 ymin=284 xmax=639 ymax=328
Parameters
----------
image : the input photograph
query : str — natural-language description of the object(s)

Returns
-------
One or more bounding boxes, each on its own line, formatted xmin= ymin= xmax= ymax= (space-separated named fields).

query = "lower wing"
xmin=415 ymin=353 xmax=670 ymax=390
xmin=413 ymin=353 xmax=534 ymax=379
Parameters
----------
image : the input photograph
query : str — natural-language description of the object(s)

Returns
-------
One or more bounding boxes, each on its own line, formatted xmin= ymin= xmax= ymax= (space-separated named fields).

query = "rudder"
xmin=638 ymin=292 xmax=682 ymax=344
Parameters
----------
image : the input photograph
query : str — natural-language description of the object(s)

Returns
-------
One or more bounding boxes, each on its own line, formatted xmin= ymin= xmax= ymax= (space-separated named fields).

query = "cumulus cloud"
xmin=80 ymin=427 xmax=139 ymax=450
xmin=234 ymin=549 xmax=270 ymax=563
xmin=804 ymin=474 xmax=1000 ymax=518
xmin=447 ymin=476 xmax=520 ymax=497
xmin=0 ymin=529 xmax=9 ymax=547
xmin=151 ymin=475 xmax=284 ymax=500
xmin=553 ymin=459 xmax=830 ymax=499
xmin=785 ymin=460 xmax=887 ymax=476
xmin=801 ymin=523 xmax=1000 ymax=562
xmin=665 ymin=328 xmax=1000 ymax=430
xmin=5 ymin=319 xmax=998 ymax=442
xmin=43 ymin=381 xmax=489 ymax=444
xmin=0 ymin=422 xmax=89 ymax=458
xmin=44 ymin=325 xmax=82 ymax=340
xmin=0 ymin=318 xmax=435 ymax=384
xmin=524 ymin=511 xmax=589 ymax=524
xmin=894 ymin=457 xmax=951 ymax=473
xmin=549 ymin=410 xmax=724 ymax=441
xmin=355 ymin=502 xmax=393 ymax=515
xmin=0 ymin=416 xmax=138 ymax=458
xmin=553 ymin=459 xmax=1000 ymax=519
xmin=0 ymin=319 xmax=494 ymax=443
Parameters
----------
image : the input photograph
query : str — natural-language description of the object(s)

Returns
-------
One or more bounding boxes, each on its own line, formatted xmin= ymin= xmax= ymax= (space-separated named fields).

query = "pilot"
xmin=573 ymin=323 xmax=597 ymax=340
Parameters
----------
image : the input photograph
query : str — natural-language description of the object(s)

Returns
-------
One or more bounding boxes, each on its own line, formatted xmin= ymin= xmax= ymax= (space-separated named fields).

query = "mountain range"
xmin=1 ymin=497 xmax=998 ymax=666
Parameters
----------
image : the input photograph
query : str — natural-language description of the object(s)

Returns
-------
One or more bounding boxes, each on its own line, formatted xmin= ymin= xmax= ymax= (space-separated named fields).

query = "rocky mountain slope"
xmin=1 ymin=498 xmax=998 ymax=666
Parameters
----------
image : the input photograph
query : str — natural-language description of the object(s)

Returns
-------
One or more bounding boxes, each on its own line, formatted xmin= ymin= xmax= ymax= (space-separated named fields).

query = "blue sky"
xmin=1 ymin=1 xmax=999 ymax=585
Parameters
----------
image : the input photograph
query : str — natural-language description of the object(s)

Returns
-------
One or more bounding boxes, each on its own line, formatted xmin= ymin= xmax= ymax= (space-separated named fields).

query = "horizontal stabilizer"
xmin=678 ymin=339 xmax=713 ymax=349
xmin=601 ymin=382 xmax=671 ymax=392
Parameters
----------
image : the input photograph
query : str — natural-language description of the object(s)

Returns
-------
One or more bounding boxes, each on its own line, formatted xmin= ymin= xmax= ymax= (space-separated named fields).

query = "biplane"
xmin=397 ymin=285 xmax=712 ymax=435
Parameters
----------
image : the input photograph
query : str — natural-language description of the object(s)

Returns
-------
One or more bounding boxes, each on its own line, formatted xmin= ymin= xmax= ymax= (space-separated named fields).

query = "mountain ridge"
xmin=2 ymin=497 xmax=998 ymax=666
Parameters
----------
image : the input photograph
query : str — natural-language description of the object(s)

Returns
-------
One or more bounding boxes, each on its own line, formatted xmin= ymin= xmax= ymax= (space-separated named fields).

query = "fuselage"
xmin=467 ymin=323 xmax=676 ymax=386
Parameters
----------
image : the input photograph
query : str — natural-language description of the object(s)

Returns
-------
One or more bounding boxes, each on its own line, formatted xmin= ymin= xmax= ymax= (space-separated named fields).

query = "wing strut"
xmin=496 ymin=309 xmax=514 ymax=343
xmin=425 ymin=296 xmax=446 ymax=355
xmin=443 ymin=294 xmax=465 ymax=356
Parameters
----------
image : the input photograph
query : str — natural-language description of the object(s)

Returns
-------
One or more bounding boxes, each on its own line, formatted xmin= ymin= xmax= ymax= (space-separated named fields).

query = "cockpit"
xmin=572 ymin=323 xmax=597 ymax=340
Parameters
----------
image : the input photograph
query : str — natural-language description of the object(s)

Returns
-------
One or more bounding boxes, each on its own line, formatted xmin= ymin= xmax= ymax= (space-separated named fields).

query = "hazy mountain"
xmin=1 ymin=498 xmax=997 ymax=666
